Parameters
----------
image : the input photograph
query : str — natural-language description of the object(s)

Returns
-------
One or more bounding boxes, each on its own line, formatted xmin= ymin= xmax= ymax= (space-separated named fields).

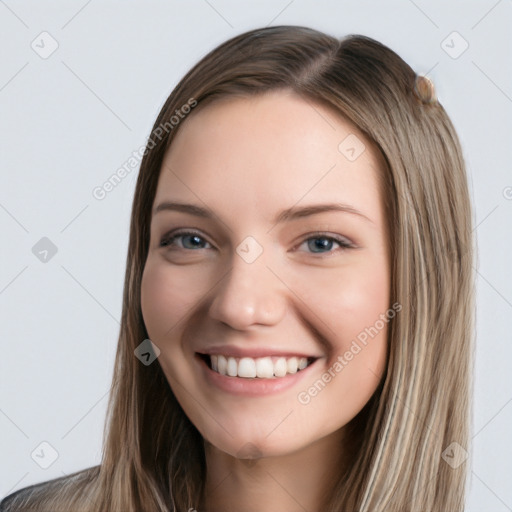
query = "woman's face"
xmin=141 ymin=90 xmax=391 ymax=460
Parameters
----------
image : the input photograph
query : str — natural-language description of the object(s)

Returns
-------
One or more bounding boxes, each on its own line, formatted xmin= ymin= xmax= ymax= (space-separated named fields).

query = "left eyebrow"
xmin=152 ymin=201 xmax=374 ymax=225
xmin=273 ymin=203 xmax=374 ymax=225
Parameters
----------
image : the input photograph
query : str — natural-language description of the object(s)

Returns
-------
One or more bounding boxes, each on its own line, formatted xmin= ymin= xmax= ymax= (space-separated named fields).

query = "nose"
xmin=208 ymin=251 xmax=287 ymax=330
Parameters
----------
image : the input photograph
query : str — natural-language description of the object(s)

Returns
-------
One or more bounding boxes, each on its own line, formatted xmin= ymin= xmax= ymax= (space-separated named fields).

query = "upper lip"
xmin=196 ymin=345 xmax=322 ymax=359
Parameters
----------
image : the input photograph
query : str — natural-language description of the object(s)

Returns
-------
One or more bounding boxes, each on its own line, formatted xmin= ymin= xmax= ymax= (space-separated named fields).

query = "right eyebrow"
xmin=153 ymin=202 xmax=212 ymax=218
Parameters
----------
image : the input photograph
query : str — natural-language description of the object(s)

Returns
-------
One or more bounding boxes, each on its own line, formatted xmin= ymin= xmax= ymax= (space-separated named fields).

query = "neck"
xmin=200 ymin=428 xmax=351 ymax=512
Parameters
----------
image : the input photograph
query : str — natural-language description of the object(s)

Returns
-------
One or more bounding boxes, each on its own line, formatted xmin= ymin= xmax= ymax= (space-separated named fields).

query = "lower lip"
xmin=195 ymin=354 xmax=318 ymax=397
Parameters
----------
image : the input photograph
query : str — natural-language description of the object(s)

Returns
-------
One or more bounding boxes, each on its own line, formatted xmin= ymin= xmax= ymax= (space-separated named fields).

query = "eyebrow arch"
xmin=153 ymin=201 xmax=374 ymax=225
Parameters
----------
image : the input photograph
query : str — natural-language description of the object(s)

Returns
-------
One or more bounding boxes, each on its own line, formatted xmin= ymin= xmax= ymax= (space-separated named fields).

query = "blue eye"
xmin=160 ymin=231 xmax=211 ymax=250
xmin=298 ymin=234 xmax=353 ymax=254
xmin=159 ymin=231 xmax=353 ymax=255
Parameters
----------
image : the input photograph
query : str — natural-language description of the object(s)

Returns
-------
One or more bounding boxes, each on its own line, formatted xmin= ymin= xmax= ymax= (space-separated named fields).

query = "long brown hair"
xmin=1 ymin=25 xmax=474 ymax=512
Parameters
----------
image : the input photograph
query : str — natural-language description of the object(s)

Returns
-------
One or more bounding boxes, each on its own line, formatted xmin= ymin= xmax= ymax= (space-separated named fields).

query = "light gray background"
xmin=1 ymin=1 xmax=511 ymax=510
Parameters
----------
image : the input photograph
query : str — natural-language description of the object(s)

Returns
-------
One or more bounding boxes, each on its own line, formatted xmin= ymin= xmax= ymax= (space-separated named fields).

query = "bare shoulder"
xmin=0 ymin=465 xmax=100 ymax=512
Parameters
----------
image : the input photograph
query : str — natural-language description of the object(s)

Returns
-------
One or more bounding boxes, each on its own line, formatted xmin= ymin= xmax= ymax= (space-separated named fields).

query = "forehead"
xmin=154 ymin=91 xmax=385 ymax=229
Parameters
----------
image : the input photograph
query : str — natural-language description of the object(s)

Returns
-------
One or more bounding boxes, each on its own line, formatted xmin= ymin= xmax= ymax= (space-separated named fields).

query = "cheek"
xmin=140 ymin=259 xmax=205 ymax=340
xmin=295 ymin=256 xmax=390 ymax=408
xmin=292 ymin=307 xmax=389 ymax=436
xmin=301 ymin=257 xmax=390 ymax=347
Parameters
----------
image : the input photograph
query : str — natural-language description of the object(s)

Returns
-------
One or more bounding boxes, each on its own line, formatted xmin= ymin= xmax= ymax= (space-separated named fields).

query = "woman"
xmin=0 ymin=25 xmax=474 ymax=512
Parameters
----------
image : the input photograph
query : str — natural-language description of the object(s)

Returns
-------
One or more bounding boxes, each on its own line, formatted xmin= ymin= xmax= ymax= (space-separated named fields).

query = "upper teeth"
xmin=210 ymin=355 xmax=310 ymax=378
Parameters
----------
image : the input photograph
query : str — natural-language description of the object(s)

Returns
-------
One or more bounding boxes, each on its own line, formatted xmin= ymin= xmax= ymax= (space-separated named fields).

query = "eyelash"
xmin=159 ymin=229 xmax=354 ymax=256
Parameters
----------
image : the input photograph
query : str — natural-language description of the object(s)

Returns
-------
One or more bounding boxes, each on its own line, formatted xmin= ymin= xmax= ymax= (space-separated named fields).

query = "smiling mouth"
xmin=198 ymin=353 xmax=318 ymax=379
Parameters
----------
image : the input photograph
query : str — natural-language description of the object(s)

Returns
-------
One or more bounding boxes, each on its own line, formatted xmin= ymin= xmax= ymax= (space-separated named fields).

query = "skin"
xmin=140 ymin=90 xmax=390 ymax=512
